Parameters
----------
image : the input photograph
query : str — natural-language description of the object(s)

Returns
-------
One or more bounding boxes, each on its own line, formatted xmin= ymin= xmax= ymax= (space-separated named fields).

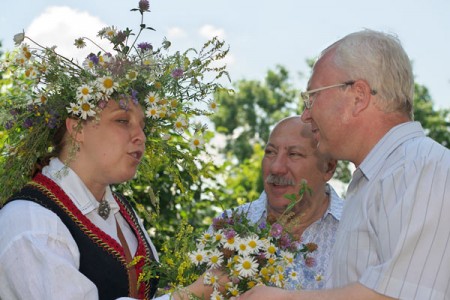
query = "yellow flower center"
xmin=81 ymin=87 xmax=90 ymax=95
xmin=248 ymin=240 xmax=257 ymax=248
xmin=195 ymin=254 xmax=203 ymax=262
xmin=103 ymin=78 xmax=114 ymax=89
xmin=81 ymin=103 xmax=91 ymax=112
xmin=242 ymin=261 xmax=251 ymax=270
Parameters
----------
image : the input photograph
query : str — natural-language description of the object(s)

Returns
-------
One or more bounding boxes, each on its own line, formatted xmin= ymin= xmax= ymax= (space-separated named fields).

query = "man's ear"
xmin=323 ymin=158 xmax=338 ymax=182
xmin=66 ymin=118 xmax=83 ymax=142
xmin=352 ymin=80 xmax=372 ymax=116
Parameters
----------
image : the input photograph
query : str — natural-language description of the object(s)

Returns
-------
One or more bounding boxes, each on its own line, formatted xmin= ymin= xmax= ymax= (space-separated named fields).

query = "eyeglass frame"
xmin=301 ymin=80 xmax=377 ymax=110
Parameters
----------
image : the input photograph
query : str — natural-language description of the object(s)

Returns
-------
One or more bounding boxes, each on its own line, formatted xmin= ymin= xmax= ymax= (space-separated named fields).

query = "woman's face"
xmin=72 ymin=100 xmax=146 ymax=188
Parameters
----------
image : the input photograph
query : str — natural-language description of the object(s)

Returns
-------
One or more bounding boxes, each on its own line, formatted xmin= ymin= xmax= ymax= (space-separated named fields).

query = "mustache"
xmin=265 ymin=174 xmax=295 ymax=186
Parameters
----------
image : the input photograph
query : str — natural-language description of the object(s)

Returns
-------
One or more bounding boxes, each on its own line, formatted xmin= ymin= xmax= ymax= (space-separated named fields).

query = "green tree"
xmin=211 ymin=65 xmax=300 ymax=164
xmin=413 ymin=84 xmax=450 ymax=148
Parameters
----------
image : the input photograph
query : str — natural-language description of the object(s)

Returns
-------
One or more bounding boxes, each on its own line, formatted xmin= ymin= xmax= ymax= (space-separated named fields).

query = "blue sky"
xmin=1 ymin=0 xmax=449 ymax=109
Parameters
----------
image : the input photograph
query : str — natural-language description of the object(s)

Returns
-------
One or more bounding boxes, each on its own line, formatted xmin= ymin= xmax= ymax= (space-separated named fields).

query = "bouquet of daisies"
xmin=188 ymin=205 xmax=317 ymax=298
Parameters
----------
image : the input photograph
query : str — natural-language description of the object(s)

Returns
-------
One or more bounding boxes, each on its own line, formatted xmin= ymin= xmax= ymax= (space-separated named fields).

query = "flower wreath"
xmin=0 ymin=0 xmax=230 ymax=203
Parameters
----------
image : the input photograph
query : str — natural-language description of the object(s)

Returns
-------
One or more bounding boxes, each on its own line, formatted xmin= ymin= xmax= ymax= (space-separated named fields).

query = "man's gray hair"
xmin=321 ymin=29 xmax=414 ymax=118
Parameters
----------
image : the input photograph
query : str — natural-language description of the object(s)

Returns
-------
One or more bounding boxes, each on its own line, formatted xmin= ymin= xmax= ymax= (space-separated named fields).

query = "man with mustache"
xmin=238 ymin=29 xmax=450 ymax=300
xmin=221 ymin=115 xmax=343 ymax=290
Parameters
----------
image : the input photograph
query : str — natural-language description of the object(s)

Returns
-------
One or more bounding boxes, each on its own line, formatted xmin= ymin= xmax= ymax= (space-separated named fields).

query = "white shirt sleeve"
xmin=0 ymin=200 xmax=99 ymax=300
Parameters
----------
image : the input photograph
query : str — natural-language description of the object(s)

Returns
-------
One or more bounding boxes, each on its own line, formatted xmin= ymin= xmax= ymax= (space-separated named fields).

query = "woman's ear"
xmin=65 ymin=118 xmax=83 ymax=142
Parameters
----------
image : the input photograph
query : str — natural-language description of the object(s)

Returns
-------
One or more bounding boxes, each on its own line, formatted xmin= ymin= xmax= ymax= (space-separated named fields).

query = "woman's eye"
xmin=117 ymin=119 xmax=129 ymax=124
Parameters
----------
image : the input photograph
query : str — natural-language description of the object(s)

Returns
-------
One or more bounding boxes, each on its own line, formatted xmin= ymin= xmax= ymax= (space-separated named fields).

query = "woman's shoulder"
xmin=0 ymin=200 xmax=70 ymax=243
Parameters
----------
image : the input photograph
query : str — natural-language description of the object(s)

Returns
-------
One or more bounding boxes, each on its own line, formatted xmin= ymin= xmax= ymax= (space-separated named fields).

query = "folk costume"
xmin=0 ymin=158 xmax=158 ymax=299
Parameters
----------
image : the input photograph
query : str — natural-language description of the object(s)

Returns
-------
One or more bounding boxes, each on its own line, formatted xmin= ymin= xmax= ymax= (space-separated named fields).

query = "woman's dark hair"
xmin=32 ymin=124 xmax=68 ymax=176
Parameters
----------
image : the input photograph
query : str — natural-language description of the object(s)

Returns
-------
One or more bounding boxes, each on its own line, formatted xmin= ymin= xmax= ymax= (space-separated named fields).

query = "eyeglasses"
xmin=301 ymin=81 xmax=355 ymax=110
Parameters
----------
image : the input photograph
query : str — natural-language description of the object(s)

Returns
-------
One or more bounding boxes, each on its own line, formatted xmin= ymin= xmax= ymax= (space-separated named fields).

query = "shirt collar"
xmin=358 ymin=121 xmax=424 ymax=181
xmin=258 ymin=183 xmax=344 ymax=222
xmin=42 ymin=158 xmax=120 ymax=216
xmin=324 ymin=183 xmax=344 ymax=221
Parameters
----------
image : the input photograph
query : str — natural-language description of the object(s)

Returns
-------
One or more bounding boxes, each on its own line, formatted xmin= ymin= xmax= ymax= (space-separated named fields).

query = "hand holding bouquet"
xmin=188 ymin=202 xmax=317 ymax=298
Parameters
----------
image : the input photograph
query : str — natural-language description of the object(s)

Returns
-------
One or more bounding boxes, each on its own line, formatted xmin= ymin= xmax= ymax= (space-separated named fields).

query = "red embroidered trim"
xmin=31 ymin=173 xmax=152 ymax=298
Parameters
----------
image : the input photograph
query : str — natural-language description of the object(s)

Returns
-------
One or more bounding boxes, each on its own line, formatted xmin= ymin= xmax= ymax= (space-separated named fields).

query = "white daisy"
xmin=262 ymin=240 xmax=278 ymax=258
xmin=203 ymin=271 xmax=221 ymax=289
xmin=208 ymin=100 xmax=219 ymax=112
xmin=270 ymin=272 xmax=285 ymax=288
xmin=206 ymin=249 xmax=224 ymax=269
xmin=236 ymin=237 xmax=250 ymax=256
xmin=236 ymin=255 xmax=258 ymax=278
xmin=280 ymin=250 xmax=295 ymax=266
xmin=189 ymin=249 xmax=207 ymax=266
xmin=82 ymin=57 xmax=96 ymax=70
xmin=126 ymin=69 xmax=138 ymax=81
xmin=245 ymin=234 xmax=262 ymax=255
xmin=213 ymin=230 xmax=225 ymax=245
xmin=190 ymin=135 xmax=204 ymax=150
xmin=288 ymin=269 xmax=300 ymax=282
xmin=97 ymin=76 xmax=117 ymax=95
xmin=77 ymin=84 xmax=94 ymax=100
xmin=173 ymin=116 xmax=187 ymax=133
xmin=223 ymin=235 xmax=237 ymax=251
xmin=145 ymin=106 xmax=159 ymax=119
xmin=79 ymin=100 xmax=96 ymax=119
xmin=67 ymin=102 xmax=81 ymax=116
xmin=145 ymin=92 xmax=158 ymax=105
xmin=210 ymin=289 xmax=224 ymax=300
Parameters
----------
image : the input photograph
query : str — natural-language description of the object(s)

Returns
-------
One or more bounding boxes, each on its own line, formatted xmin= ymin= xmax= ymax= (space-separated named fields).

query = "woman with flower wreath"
xmin=0 ymin=1 xmax=228 ymax=299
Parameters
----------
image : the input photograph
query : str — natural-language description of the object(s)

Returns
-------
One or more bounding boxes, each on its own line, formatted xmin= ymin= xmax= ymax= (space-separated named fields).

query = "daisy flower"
xmin=236 ymin=255 xmax=258 ymax=278
xmin=190 ymin=135 xmax=205 ymax=150
xmin=67 ymin=102 xmax=81 ymax=116
xmin=279 ymin=250 xmax=295 ymax=266
xmin=74 ymin=38 xmax=86 ymax=49
xmin=36 ymin=94 xmax=48 ymax=105
xmin=126 ymin=69 xmax=138 ymax=81
xmin=203 ymin=271 xmax=221 ymax=289
xmin=98 ymin=54 xmax=111 ymax=66
xmin=144 ymin=92 xmax=158 ymax=105
xmin=262 ymin=240 xmax=277 ymax=258
xmin=206 ymin=249 xmax=224 ymax=268
xmin=97 ymin=76 xmax=117 ymax=95
xmin=226 ymin=284 xmax=240 ymax=297
xmin=98 ymin=26 xmax=116 ymax=40
xmin=236 ymin=237 xmax=251 ymax=256
xmin=24 ymin=66 xmax=37 ymax=79
xmin=213 ymin=230 xmax=225 ymax=244
xmin=270 ymin=272 xmax=285 ymax=288
xmin=245 ymin=235 xmax=262 ymax=255
xmin=189 ymin=249 xmax=207 ymax=266
xmin=173 ymin=116 xmax=187 ymax=133
xmin=315 ymin=273 xmax=323 ymax=282
xmin=82 ymin=57 xmax=96 ymax=70
xmin=79 ymin=100 xmax=97 ymax=119
xmin=77 ymin=84 xmax=94 ymax=100
xmin=210 ymin=290 xmax=224 ymax=300
xmin=145 ymin=106 xmax=159 ymax=119
xmin=288 ymin=269 xmax=300 ymax=282
xmin=208 ymin=100 xmax=219 ymax=112
xmin=223 ymin=234 xmax=237 ymax=251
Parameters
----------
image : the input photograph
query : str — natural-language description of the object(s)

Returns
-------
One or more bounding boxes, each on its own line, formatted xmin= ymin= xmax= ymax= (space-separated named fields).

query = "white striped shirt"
xmin=329 ymin=121 xmax=450 ymax=299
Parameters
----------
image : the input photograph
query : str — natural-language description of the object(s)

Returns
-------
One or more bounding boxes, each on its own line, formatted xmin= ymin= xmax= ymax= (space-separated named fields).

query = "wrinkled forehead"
xmin=268 ymin=118 xmax=316 ymax=150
